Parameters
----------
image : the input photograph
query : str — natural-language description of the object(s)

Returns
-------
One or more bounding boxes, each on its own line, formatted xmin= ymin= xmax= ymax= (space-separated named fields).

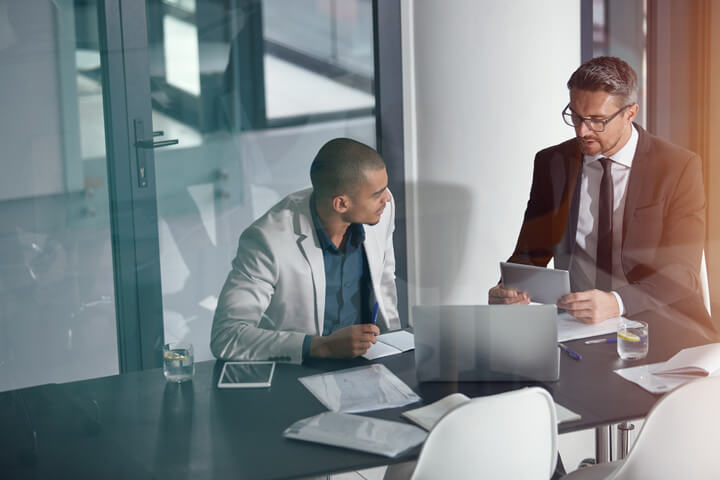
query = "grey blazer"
xmin=211 ymin=188 xmax=400 ymax=364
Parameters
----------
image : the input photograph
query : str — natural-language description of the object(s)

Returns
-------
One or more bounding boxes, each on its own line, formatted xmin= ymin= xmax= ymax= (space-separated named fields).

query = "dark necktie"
xmin=596 ymin=157 xmax=613 ymax=291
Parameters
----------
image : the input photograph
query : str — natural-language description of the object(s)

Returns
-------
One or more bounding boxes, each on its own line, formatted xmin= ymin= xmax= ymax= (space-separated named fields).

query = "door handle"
xmin=133 ymin=119 xmax=179 ymax=188
xmin=135 ymin=139 xmax=179 ymax=149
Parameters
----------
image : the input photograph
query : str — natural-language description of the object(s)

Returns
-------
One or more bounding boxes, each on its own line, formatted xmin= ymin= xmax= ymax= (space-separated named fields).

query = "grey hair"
xmin=567 ymin=56 xmax=638 ymax=106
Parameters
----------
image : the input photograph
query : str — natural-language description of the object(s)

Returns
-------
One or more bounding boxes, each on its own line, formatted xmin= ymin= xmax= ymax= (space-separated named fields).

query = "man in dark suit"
xmin=489 ymin=56 xmax=713 ymax=335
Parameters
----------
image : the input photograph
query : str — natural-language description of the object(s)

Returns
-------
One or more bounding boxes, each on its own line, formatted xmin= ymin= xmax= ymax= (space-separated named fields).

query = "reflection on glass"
xmin=591 ymin=0 xmax=647 ymax=126
xmin=0 ymin=0 xmax=118 ymax=391
xmin=146 ymin=0 xmax=377 ymax=361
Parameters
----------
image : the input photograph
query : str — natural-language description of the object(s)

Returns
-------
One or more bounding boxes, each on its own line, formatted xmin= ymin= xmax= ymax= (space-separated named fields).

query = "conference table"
xmin=0 ymin=311 xmax=712 ymax=479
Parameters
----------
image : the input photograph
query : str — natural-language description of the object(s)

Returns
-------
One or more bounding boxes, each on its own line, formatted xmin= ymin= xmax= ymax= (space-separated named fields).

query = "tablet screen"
xmin=218 ymin=362 xmax=275 ymax=388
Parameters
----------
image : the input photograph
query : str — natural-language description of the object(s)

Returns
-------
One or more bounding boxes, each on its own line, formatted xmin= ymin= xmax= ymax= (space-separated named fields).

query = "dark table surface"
xmin=0 ymin=311 xmax=713 ymax=479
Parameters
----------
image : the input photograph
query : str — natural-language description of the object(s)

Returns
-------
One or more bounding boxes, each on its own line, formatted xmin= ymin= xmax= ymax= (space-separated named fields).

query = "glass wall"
xmin=145 ymin=0 xmax=377 ymax=361
xmin=591 ymin=0 xmax=647 ymax=126
xmin=0 ymin=0 xmax=118 ymax=391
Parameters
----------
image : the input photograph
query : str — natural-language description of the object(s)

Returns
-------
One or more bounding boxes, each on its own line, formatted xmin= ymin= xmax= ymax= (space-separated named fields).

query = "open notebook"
xmin=362 ymin=331 xmax=415 ymax=360
xmin=401 ymin=392 xmax=581 ymax=431
xmin=654 ymin=343 xmax=720 ymax=376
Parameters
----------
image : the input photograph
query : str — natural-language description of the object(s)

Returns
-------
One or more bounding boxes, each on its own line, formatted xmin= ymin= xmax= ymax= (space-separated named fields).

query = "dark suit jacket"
xmin=508 ymin=124 xmax=714 ymax=334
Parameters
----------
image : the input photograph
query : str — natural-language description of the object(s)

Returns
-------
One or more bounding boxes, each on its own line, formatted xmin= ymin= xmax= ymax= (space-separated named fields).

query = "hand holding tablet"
xmin=499 ymin=262 xmax=571 ymax=305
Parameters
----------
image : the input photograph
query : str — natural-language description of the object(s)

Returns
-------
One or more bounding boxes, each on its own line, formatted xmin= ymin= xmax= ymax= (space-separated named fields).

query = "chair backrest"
xmin=411 ymin=387 xmax=557 ymax=480
xmin=613 ymin=376 xmax=720 ymax=480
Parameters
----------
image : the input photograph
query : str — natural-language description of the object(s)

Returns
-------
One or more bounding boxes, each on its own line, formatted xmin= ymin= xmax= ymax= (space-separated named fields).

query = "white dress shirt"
xmin=570 ymin=125 xmax=639 ymax=314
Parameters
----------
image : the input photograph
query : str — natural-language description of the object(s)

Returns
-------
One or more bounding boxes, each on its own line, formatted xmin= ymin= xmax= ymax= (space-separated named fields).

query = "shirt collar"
xmin=583 ymin=123 xmax=639 ymax=168
xmin=310 ymin=194 xmax=366 ymax=253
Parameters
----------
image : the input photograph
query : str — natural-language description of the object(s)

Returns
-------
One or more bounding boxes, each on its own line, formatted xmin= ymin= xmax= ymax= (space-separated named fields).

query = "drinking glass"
xmin=163 ymin=343 xmax=194 ymax=382
xmin=617 ymin=319 xmax=649 ymax=360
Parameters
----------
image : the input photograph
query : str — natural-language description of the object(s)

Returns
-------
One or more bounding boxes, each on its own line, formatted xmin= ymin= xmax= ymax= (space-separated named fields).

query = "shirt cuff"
xmin=302 ymin=335 xmax=313 ymax=361
xmin=611 ymin=291 xmax=626 ymax=316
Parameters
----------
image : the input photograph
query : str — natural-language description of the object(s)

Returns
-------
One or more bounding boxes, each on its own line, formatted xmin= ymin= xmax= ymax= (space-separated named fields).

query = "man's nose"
xmin=576 ymin=120 xmax=593 ymax=137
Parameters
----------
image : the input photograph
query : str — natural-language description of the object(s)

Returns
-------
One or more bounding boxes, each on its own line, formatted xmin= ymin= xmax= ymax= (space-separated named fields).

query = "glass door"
xmin=142 ymin=0 xmax=377 ymax=361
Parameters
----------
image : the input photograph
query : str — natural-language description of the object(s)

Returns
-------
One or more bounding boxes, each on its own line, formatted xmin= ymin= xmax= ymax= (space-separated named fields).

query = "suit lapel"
xmin=556 ymin=144 xmax=583 ymax=264
xmin=294 ymin=195 xmax=325 ymax=335
xmin=622 ymin=124 xmax=650 ymax=244
xmin=363 ymin=231 xmax=381 ymax=309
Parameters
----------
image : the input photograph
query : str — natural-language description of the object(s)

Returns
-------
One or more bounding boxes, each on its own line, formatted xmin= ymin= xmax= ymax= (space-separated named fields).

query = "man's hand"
xmin=310 ymin=324 xmax=380 ymax=358
xmin=488 ymin=283 xmax=530 ymax=305
xmin=557 ymin=290 xmax=619 ymax=324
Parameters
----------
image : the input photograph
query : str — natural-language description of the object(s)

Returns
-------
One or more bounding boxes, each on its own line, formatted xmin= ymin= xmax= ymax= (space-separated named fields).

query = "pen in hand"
xmin=370 ymin=301 xmax=379 ymax=335
xmin=559 ymin=343 xmax=582 ymax=361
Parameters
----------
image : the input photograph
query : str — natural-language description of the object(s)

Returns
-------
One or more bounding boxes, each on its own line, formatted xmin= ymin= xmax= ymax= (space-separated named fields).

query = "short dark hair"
xmin=567 ymin=56 xmax=638 ymax=105
xmin=310 ymin=138 xmax=385 ymax=200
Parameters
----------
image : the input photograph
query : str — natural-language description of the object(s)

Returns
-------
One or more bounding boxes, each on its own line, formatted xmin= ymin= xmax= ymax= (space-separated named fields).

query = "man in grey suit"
xmin=211 ymin=138 xmax=400 ymax=364
xmin=489 ymin=56 xmax=712 ymax=335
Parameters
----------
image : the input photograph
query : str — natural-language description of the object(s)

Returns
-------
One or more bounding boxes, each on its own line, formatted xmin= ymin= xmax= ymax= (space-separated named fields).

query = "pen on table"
xmin=584 ymin=337 xmax=617 ymax=345
xmin=559 ymin=343 xmax=582 ymax=361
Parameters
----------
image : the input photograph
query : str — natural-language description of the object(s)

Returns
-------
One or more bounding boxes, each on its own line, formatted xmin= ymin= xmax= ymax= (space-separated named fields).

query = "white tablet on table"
xmin=218 ymin=361 xmax=276 ymax=388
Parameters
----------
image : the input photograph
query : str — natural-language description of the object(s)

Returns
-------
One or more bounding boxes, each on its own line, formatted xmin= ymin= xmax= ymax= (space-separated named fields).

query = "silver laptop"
xmin=413 ymin=305 xmax=560 ymax=382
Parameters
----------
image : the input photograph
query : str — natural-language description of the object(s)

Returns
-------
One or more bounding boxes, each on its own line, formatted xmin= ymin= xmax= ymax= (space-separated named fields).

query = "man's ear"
xmin=626 ymin=103 xmax=639 ymax=123
xmin=332 ymin=194 xmax=350 ymax=213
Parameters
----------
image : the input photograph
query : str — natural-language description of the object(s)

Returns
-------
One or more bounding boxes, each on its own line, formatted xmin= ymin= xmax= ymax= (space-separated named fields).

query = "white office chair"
xmin=564 ymin=376 xmax=720 ymax=480
xmin=410 ymin=387 xmax=557 ymax=480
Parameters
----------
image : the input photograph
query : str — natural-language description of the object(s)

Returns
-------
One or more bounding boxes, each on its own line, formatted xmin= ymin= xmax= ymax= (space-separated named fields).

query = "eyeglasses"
xmin=562 ymin=103 xmax=633 ymax=132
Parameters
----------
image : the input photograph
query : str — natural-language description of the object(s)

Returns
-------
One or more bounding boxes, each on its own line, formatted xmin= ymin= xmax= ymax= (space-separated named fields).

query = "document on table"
xmin=616 ymin=343 xmax=720 ymax=394
xmin=615 ymin=363 xmax=702 ymax=394
xmin=299 ymin=364 xmax=421 ymax=413
xmin=401 ymin=392 xmax=581 ymax=431
xmin=283 ymin=412 xmax=427 ymax=458
xmin=362 ymin=331 xmax=415 ymax=360
xmin=557 ymin=312 xmax=620 ymax=342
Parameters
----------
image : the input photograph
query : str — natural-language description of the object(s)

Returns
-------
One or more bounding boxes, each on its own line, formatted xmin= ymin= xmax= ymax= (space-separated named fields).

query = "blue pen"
xmin=371 ymin=301 xmax=379 ymax=325
xmin=559 ymin=343 xmax=582 ymax=361
xmin=584 ymin=337 xmax=617 ymax=345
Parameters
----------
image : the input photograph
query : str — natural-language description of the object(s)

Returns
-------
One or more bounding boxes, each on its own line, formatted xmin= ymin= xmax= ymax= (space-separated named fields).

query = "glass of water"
xmin=163 ymin=343 xmax=194 ymax=382
xmin=617 ymin=319 xmax=649 ymax=360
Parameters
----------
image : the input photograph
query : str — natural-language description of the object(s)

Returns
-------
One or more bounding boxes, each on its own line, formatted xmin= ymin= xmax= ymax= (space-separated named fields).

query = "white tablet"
xmin=500 ymin=262 xmax=571 ymax=304
xmin=218 ymin=361 xmax=276 ymax=388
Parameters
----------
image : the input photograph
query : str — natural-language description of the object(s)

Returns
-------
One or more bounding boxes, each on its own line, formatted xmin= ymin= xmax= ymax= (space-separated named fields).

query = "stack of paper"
xmin=299 ymin=364 xmax=421 ymax=413
xmin=284 ymin=412 xmax=427 ymax=458
xmin=557 ymin=312 xmax=621 ymax=342
xmin=401 ymin=392 xmax=581 ymax=431
xmin=362 ymin=330 xmax=415 ymax=360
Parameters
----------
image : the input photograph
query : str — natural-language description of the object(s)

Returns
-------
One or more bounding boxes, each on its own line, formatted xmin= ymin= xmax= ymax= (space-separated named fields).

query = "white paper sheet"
xmin=557 ymin=312 xmax=621 ymax=342
xmin=362 ymin=331 xmax=415 ymax=360
xmin=283 ymin=412 xmax=427 ymax=458
xmin=555 ymin=403 xmax=582 ymax=423
xmin=377 ymin=331 xmax=415 ymax=351
xmin=299 ymin=364 xmax=421 ymax=413
xmin=614 ymin=362 xmax=699 ymax=394
xmin=362 ymin=341 xmax=401 ymax=360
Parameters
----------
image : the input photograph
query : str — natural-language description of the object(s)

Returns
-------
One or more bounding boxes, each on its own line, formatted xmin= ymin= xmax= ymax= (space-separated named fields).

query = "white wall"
xmin=402 ymin=0 xmax=581 ymax=309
